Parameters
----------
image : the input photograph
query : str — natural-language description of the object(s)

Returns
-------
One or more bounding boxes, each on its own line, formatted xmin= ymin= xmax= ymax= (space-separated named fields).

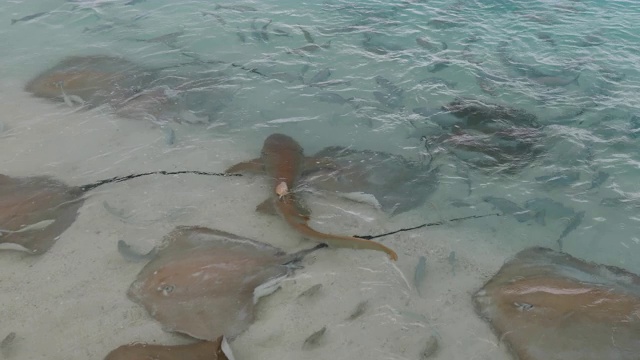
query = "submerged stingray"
xmin=302 ymin=146 xmax=439 ymax=215
xmin=418 ymin=98 xmax=544 ymax=173
xmin=104 ymin=336 xmax=234 ymax=360
xmin=474 ymin=247 xmax=640 ymax=360
xmin=25 ymin=55 xmax=155 ymax=109
xmin=26 ymin=55 xmax=236 ymax=124
xmin=127 ymin=226 xmax=323 ymax=340
xmin=0 ymin=174 xmax=85 ymax=254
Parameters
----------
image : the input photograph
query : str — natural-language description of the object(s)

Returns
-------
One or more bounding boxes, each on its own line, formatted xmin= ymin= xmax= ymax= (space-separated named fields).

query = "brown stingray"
xmin=25 ymin=55 xmax=155 ymax=108
xmin=0 ymin=174 xmax=85 ymax=254
xmin=104 ymin=336 xmax=232 ymax=360
xmin=127 ymin=226 xmax=320 ymax=340
xmin=473 ymin=247 xmax=640 ymax=360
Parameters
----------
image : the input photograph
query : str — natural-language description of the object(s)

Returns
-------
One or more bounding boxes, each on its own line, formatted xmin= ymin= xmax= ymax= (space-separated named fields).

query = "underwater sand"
xmin=0 ymin=83 xmax=519 ymax=359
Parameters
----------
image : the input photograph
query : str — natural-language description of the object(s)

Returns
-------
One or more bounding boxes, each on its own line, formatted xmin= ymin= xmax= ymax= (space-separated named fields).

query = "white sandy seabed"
xmin=0 ymin=80 xmax=548 ymax=360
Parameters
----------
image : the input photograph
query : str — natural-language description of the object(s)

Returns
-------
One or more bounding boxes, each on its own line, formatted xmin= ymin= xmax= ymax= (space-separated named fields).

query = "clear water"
xmin=1 ymin=0 xmax=639 ymax=359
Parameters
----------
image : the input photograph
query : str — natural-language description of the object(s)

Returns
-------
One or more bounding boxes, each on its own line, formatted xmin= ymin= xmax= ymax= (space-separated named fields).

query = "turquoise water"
xmin=1 ymin=0 xmax=640 ymax=358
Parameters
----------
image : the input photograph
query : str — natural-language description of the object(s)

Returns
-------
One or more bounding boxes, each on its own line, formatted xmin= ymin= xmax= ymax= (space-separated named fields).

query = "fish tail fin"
xmin=214 ymin=4 xmax=222 ymax=10
xmin=11 ymin=19 xmax=17 ymax=25
xmin=573 ymin=73 xmax=581 ymax=86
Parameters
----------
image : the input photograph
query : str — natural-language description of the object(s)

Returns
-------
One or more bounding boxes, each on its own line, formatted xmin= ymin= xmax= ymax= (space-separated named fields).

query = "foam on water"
xmin=1 ymin=0 xmax=639 ymax=359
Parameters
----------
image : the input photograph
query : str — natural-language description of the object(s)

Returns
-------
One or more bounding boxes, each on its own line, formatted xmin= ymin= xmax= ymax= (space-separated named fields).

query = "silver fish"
xmin=524 ymin=198 xmax=574 ymax=226
xmin=288 ymin=41 xmax=331 ymax=55
xmin=483 ymin=196 xmax=532 ymax=222
xmin=302 ymin=327 xmax=326 ymax=350
xmin=374 ymin=76 xmax=403 ymax=96
xmin=11 ymin=12 xmax=47 ymax=25
xmin=448 ymin=251 xmax=457 ymax=275
xmin=236 ymin=27 xmax=246 ymax=43
xmin=535 ymin=171 xmax=580 ymax=187
xmin=309 ymin=79 xmax=351 ymax=88
xmin=419 ymin=77 xmax=457 ymax=88
xmin=315 ymin=92 xmax=353 ymax=105
xmin=298 ymin=26 xmax=315 ymax=43
xmin=308 ymin=68 xmax=331 ymax=84
xmin=272 ymin=28 xmax=290 ymax=37
xmin=557 ymin=211 xmax=585 ymax=250
xmin=117 ymin=239 xmax=158 ymax=262
xmin=214 ymin=4 xmax=257 ymax=12
xmin=261 ymin=19 xmax=272 ymax=41
xmin=202 ymin=11 xmax=226 ymax=25
xmin=531 ymin=73 xmax=580 ymax=87
xmin=373 ymin=91 xmax=403 ymax=109
xmin=589 ymin=171 xmax=609 ymax=190
xmin=414 ymin=256 xmax=427 ymax=296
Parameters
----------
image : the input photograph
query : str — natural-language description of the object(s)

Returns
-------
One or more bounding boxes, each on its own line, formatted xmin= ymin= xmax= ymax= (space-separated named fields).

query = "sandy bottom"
xmin=0 ymin=81 xmax=535 ymax=360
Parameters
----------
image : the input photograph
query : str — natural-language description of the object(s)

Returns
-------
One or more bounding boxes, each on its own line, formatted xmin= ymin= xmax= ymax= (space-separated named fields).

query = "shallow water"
xmin=1 ymin=0 xmax=639 ymax=359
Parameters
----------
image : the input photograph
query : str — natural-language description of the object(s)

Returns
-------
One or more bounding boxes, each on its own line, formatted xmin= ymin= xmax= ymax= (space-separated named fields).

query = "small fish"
xmin=300 ymin=64 xmax=310 ymax=76
xmin=250 ymin=18 xmax=262 ymax=41
xmin=297 ymin=283 xmax=322 ymax=298
xmin=428 ymin=60 xmax=451 ymax=73
xmin=58 ymin=84 xmax=84 ymax=107
xmin=374 ymin=76 xmax=403 ymax=96
xmin=536 ymin=32 xmax=556 ymax=46
xmin=214 ymin=4 xmax=258 ymax=12
xmin=319 ymin=25 xmax=363 ymax=35
xmin=1 ymin=332 xmax=16 ymax=348
xmin=302 ymin=327 xmax=326 ymax=350
xmin=373 ymin=91 xmax=403 ymax=109
xmin=416 ymin=36 xmax=444 ymax=52
xmin=124 ymin=0 xmax=145 ymax=5
xmin=449 ymin=200 xmax=471 ymax=208
xmin=163 ymin=127 xmax=175 ymax=145
xmin=82 ymin=24 xmax=115 ymax=33
xmin=117 ymin=240 xmax=158 ymax=262
xmin=414 ymin=256 xmax=427 ymax=296
xmin=315 ymin=92 xmax=353 ymax=105
xmin=261 ymin=19 xmax=272 ymax=41
xmin=272 ymin=28 xmax=290 ymax=37
xmin=427 ymin=18 xmax=463 ymax=29
xmin=557 ymin=211 xmax=585 ymax=250
xmin=448 ymin=251 xmax=457 ymax=276
xmin=531 ymin=73 xmax=580 ymax=87
xmin=483 ymin=196 xmax=532 ymax=222
xmin=269 ymin=72 xmax=303 ymax=83
xmin=524 ymin=198 xmax=574 ymax=226
xmin=236 ymin=27 xmax=246 ymax=43
xmin=308 ymin=68 xmax=331 ymax=84
xmin=137 ymin=30 xmax=184 ymax=46
xmin=347 ymin=300 xmax=368 ymax=320
xmin=288 ymin=41 xmax=331 ymax=55
xmin=535 ymin=171 xmax=580 ymax=187
xmin=362 ymin=44 xmax=388 ymax=55
xmin=298 ymin=25 xmax=315 ymax=43
xmin=310 ymin=79 xmax=352 ymax=88
xmin=0 ymin=332 xmax=16 ymax=358
xmin=202 ymin=11 xmax=226 ymax=25
xmin=476 ymin=76 xmax=498 ymax=96
xmin=600 ymin=197 xmax=640 ymax=208
xmin=589 ymin=171 xmax=609 ymax=190
xmin=11 ymin=12 xmax=47 ymax=25
xmin=419 ymin=77 xmax=457 ymax=88
xmin=578 ymin=34 xmax=605 ymax=47
xmin=0 ymin=219 xmax=55 ymax=234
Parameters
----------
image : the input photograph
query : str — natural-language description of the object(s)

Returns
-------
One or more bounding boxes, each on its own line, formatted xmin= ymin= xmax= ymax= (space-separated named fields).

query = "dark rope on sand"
xmin=80 ymin=171 xmax=241 ymax=192
xmin=354 ymin=212 xmax=501 ymax=240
